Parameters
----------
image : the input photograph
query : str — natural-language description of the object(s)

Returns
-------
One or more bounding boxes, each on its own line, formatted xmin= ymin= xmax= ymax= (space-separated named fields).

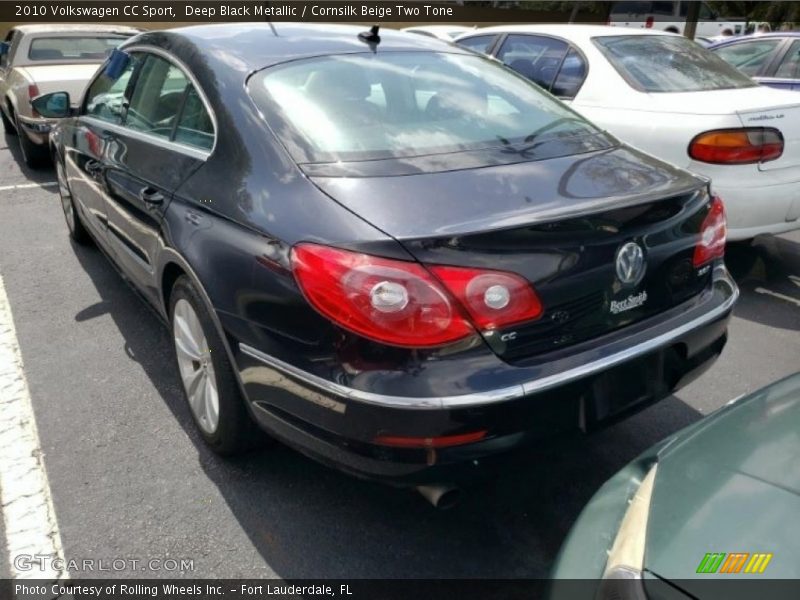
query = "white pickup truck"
xmin=609 ymin=1 xmax=745 ymax=37
xmin=0 ymin=24 xmax=139 ymax=167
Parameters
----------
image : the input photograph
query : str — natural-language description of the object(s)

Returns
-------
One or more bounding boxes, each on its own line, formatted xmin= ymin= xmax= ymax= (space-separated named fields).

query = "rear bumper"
xmin=233 ymin=266 xmax=737 ymax=485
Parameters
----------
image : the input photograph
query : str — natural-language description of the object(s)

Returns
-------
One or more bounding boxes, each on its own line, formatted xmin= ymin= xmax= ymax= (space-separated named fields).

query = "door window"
xmin=125 ymin=54 xmax=190 ymax=140
xmin=498 ymin=35 xmax=587 ymax=98
xmin=83 ymin=53 xmax=141 ymax=124
xmin=679 ymin=2 xmax=715 ymax=18
xmin=775 ymin=40 xmax=800 ymax=79
xmin=712 ymin=39 xmax=783 ymax=76
xmin=651 ymin=2 xmax=674 ymax=16
xmin=455 ymin=35 xmax=496 ymax=55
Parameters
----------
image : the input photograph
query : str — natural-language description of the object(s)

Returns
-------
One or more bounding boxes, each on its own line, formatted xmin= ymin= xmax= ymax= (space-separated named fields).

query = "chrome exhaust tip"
xmin=416 ymin=484 xmax=462 ymax=509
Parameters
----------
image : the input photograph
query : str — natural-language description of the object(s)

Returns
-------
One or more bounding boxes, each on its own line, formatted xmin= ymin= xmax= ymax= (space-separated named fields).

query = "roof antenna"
xmin=263 ymin=0 xmax=278 ymax=36
xmin=358 ymin=25 xmax=381 ymax=49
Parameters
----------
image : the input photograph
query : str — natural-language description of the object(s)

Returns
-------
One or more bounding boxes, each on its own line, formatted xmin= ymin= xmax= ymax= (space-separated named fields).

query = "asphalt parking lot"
xmin=0 ymin=130 xmax=798 ymax=580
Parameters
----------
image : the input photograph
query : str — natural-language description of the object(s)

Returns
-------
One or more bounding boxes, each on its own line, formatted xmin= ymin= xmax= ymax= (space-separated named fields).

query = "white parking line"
xmin=0 ymin=272 xmax=67 ymax=580
xmin=0 ymin=182 xmax=58 ymax=193
xmin=755 ymin=287 xmax=800 ymax=308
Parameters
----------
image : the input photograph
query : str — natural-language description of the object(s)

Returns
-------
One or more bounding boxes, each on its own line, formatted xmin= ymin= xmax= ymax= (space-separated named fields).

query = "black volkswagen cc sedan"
xmin=39 ymin=24 xmax=737 ymax=502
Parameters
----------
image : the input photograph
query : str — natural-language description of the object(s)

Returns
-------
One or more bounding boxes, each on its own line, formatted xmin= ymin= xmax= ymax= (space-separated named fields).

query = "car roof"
xmin=403 ymin=25 xmax=474 ymax=33
xmin=457 ymin=23 xmax=676 ymax=40
xmin=709 ymin=32 xmax=800 ymax=48
xmin=12 ymin=24 xmax=142 ymax=35
xmin=141 ymin=23 xmax=468 ymax=72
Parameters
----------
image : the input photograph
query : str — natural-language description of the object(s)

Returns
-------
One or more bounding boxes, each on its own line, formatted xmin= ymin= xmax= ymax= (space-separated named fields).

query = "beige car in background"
xmin=0 ymin=24 xmax=140 ymax=167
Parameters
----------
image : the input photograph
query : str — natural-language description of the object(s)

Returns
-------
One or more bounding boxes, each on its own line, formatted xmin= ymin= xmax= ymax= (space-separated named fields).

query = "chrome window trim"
xmin=81 ymin=43 xmax=217 ymax=159
xmin=82 ymin=116 xmax=211 ymax=160
xmin=239 ymin=266 xmax=738 ymax=410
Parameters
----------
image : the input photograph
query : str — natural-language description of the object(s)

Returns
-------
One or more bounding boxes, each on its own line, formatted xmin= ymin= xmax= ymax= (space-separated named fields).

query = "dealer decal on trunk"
xmin=610 ymin=291 xmax=648 ymax=315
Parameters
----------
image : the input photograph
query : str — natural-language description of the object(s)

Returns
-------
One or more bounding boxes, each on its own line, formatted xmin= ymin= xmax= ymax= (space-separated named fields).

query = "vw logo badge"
xmin=615 ymin=242 xmax=646 ymax=285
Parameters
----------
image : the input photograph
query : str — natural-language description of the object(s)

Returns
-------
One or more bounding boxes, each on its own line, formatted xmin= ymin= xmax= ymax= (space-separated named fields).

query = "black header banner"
xmin=1 ymin=1 xmax=600 ymax=23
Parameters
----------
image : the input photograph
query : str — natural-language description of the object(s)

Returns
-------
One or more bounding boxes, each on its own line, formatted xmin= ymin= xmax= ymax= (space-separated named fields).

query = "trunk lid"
xmin=310 ymin=146 xmax=714 ymax=362
xmin=19 ymin=64 xmax=102 ymax=107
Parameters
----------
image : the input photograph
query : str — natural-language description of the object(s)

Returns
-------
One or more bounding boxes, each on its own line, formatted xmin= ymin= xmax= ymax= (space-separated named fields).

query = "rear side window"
xmin=775 ymin=40 xmax=800 ymax=79
xmin=174 ymin=86 xmax=214 ymax=150
xmin=552 ymin=49 xmax=587 ymax=98
xmin=595 ymin=34 xmax=756 ymax=92
xmin=498 ymin=35 xmax=587 ymax=99
xmin=28 ymin=36 xmax=124 ymax=61
xmin=125 ymin=55 xmax=190 ymax=140
xmin=712 ymin=39 xmax=783 ymax=76
xmin=456 ymin=35 xmax=496 ymax=55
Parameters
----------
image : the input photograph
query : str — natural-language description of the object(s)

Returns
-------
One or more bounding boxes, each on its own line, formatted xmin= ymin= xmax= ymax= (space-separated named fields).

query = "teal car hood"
xmin=646 ymin=374 xmax=800 ymax=584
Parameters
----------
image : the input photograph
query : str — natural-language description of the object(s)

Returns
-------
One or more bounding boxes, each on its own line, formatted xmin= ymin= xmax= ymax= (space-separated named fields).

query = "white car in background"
xmin=401 ymin=25 xmax=475 ymax=41
xmin=456 ymin=25 xmax=800 ymax=240
xmin=609 ymin=1 xmax=744 ymax=37
xmin=0 ymin=24 xmax=140 ymax=167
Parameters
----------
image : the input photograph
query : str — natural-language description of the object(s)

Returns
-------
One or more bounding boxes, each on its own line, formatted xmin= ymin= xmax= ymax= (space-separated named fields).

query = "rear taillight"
xmin=28 ymin=84 xmax=41 ymax=116
xmin=645 ymin=16 xmax=654 ymax=28
xmin=291 ymin=244 xmax=474 ymax=347
xmin=290 ymin=243 xmax=543 ymax=348
xmin=428 ymin=265 xmax=543 ymax=330
xmin=688 ymin=128 xmax=783 ymax=165
xmin=693 ymin=195 xmax=726 ymax=267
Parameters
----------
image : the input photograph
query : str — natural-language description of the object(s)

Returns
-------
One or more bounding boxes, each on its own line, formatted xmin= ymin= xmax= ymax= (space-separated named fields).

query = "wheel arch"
xmin=157 ymin=249 xmax=248 ymax=399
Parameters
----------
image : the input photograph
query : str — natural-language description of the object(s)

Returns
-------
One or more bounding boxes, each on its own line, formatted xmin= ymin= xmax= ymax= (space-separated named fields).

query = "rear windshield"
xmin=248 ymin=51 xmax=603 ymax=163
xmin=594 ymin=35 xmax=757 ymax=92
xmin=28 ymin=36 xmax=125 ymax=62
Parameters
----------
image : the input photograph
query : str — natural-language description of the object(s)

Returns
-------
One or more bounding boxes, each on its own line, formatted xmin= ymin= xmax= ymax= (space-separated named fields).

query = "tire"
xmin=170 ymin=275 xmax=260 ymax=455
xmin=16 ymin=116 xmax=48 ymax=168
xmin=0 ymin=106 xmax=16 ymax=135
xmin=56 ymin=159 xmax=91 ymax=245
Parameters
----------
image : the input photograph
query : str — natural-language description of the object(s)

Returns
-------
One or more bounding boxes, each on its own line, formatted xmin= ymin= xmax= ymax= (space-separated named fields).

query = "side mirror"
xmin=31 ymin=91 xmax=71 ymax=118
xmin=0 ymin=42 xmax=9 ymax=56
xmin=104 ymin=48 xmax=130 ymax=80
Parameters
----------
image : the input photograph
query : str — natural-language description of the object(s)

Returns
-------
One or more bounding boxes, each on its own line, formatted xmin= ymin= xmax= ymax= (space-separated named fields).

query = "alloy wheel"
xmin=173 ymin=298 xmax=220 ymax=434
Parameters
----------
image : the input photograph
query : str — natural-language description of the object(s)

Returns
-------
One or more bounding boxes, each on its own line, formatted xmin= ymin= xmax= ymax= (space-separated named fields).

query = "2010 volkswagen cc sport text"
xmin=39 ymin=24 xmax=737 ymax=500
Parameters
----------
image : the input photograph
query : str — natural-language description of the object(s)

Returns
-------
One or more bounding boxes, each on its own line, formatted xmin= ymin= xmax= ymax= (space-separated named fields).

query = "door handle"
xmin=85 ymin=159 xmax=103 ymax=176
xmin=139 ymin=187 xmax=164 ymax=206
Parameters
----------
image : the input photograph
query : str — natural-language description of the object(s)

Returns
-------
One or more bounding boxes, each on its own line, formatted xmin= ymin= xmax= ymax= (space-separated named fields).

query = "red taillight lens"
xmin=645 ymin=16 xmax=654 ymax=28
xmin=693 ymin=195 xmax=726 ymax=267
xmin=688 ymin=128 xmax=784 ymax=165
xmin=428 ymin=265 xmax=543 ymax=330
xmin=291 ymin=243 xmax=544 ymax=348
xmin=291 ymin=243 xmax=475 ymax=347
xmin=28 ymin=84 xmax=41 ymax=116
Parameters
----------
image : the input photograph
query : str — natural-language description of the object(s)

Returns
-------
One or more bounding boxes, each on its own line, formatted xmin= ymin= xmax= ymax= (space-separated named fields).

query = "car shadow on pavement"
xmin=0 ymin=132 xmax=57 ymax=186
xmin=69 ymin=239 xmax=704 ymax=579
xmin=727 ymin=235 xmax=800 ymax=332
